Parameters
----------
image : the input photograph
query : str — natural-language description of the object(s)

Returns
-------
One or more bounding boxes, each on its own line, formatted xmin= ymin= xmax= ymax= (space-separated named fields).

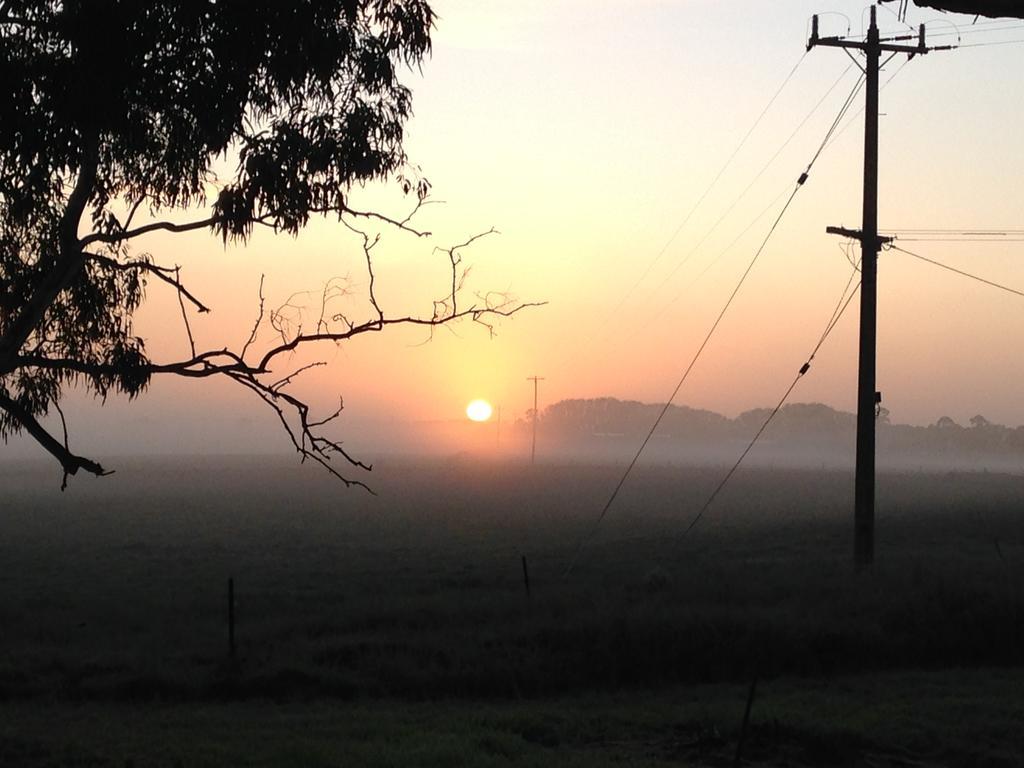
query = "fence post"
xmin=228 ymin=576 xmax=236 ymax=658
xmin=521 ymin=555 xmax=531 ymax=600
xmin=733 ymin=675 xmax=758 ymax=767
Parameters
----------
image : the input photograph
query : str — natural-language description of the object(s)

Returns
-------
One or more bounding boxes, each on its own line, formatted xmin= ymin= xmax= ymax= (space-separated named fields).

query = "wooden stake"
xmin=521 ymin=555 xmax=531 ymax=599
xmin=733 ymin=675 xmax=758 ymax=768
xmin=228 ymin=576 xmax=236 ymax=658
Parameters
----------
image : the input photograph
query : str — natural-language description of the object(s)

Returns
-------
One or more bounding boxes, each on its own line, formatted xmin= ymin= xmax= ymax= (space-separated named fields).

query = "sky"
xmin=10 ymin=0 xmax=1024 ymax=461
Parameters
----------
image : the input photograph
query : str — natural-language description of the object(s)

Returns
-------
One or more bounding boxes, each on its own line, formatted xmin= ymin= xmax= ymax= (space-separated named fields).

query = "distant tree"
xmin=877 ymin=406 xmax=891 ymax=425
xmin=969 ymin=414 xmax=991 ymax=429
xmin=0 ymin=2 xmax=535 ymax=488
xmin=935 ymin=416 xmax=960 ymax=429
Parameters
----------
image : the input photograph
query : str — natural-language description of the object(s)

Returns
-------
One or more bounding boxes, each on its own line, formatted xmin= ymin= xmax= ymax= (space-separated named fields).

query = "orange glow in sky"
xmin=33 ymin=1 xmax=1024 ymax=461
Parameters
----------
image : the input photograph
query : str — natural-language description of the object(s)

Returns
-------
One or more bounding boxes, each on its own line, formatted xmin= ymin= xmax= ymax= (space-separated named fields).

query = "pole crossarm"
xmin=826 ymin=225 xmax=893 ymax=250
xmin=808 ymin=15 xmax=955 ymax=55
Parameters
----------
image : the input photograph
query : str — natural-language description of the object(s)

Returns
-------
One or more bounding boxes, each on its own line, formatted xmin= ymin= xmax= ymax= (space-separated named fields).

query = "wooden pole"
xmin=526 ymin=376 xmax=544 ymax=464
xmin=811 ymin=5 xmax=947 ymax=567
xmin=853 ymin=5 xmax=881 ymax=569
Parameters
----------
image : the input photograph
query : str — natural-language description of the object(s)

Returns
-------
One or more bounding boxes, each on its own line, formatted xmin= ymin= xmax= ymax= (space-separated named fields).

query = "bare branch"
xmin=433 ymin=228 xmax=498 ymax=320
xmin=85 ymin=252 xmax=211 ymax=313
xmin=341 ymin=218 xmax=384 ymax=323
xmin=78 ymin=200 xmax=432 ymax=251
xmin=122 ymin=195 xmax=146 ymax=233
xmin=175 ymin=266 xmax=197 ymax=358
xmin=308 ymin=397 xmax=345 ymax=429
xmin=316 ymin=275 xmax=355 ymax=334
xmin=269 ymin=361 xmax=326 ymax=392
xmin=240 ymin=275 xmax=266 ymax=361
xmin=225 ymin=369 xmax=374 ymax=492
xmin=52 ymin=399 xmax=71 ymax=491
xmin=0 ymin=391 xmax=110 ymax=481
xmin=338 ymin=204 xmax=430 ymax=237
xmin=79 ymin=215 xmax=220 ymax=248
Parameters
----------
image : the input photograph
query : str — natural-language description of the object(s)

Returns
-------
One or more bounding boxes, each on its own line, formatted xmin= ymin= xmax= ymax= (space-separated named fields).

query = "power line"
xmin=843 ymin=15 xmax=1024 ymax=40
xmin=563 ymin=182 xmax=805 ymax=577
xmin=889 ymin=244 xmax=1024 ymax=299
xmin=825 ymin=56 xmax=910 ymax=151
xmin=608 ymin=52 xmax=809 ymax=319
xmin=890 ymin=238 xmax=1024 ymax=243
xmin=679 ymin=273 xmax=862 ymax=541
xmin=634 ymin=67 xmax=860 ymax=322
xmin=563 ymin=81 xmax=862 ymax=576
xmin=958 ymin=38 xmax=1024 ymax=49
xmin=654 ymin=187 xmax=793 ymax=318
xmin=883 ymin=229 xmax=1024 ymax=234
xmin=923 ymin=23 xmax=1024 ymax=39
xmin=657 ymin=72 xmax=864 ymax=317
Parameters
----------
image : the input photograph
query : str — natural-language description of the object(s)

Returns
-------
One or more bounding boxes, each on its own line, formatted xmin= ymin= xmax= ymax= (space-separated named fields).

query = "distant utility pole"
xmin=809 ymin=5 xmax=951 ymax=568
xmin=526 ymin=376 xmax=544 ymax=464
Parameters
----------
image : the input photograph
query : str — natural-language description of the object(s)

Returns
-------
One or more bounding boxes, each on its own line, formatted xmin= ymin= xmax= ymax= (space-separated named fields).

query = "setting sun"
xmin=466 ymin=399 xmax=493 ymax=422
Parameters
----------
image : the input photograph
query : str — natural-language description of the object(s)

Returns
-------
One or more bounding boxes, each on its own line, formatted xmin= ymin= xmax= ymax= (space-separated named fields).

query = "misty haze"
xmin=3 ymin=1 xmax=1024 ymax=766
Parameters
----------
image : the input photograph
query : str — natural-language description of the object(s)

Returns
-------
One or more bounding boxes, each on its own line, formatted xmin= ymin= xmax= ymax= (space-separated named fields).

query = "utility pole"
xmin=526 ymin=376 xmax=544 ymax=464
xmin=809 ymin=5 xmax=950 ymax=568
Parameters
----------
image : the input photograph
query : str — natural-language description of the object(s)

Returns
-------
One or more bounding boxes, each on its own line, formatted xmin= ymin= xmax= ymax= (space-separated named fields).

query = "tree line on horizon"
xmin=518 ymin=398 xmax=1024 ymax=456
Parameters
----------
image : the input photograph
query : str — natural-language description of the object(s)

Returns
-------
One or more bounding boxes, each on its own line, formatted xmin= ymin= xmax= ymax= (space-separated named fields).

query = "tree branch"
xmin=85 ymin=252 xmax=211 ymax=313
xmin=79 ymin=215 xmax=220 ymax=248
xmin=5 ymin=202 xmax=544 ymax=490
xmin=0 ymin=137 xmax=98 ymax=369
xmin=0 ymin=391 xmax=110 ymax=481
xmin=77 ymin=202 xmax=432 ymax=251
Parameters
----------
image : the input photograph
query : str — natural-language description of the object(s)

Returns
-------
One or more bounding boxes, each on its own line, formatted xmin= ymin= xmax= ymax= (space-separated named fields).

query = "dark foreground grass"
xmin=1 ymin=455 xmax=1023 ymax=763
xmin=3 ymin=667 xmax=1023 ymax=767
xmin=2 ymin=456 xmax=1022 ymax=702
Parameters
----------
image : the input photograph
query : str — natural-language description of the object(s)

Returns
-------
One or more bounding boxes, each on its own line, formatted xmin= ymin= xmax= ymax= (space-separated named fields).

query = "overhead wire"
xmin=651 ymin=187 xmax=794 ymax=319
xmin=958 ymin=38 xmax=1024 ymax=49
xmin=885 ymin=229 xmax=1024 ymax=243
xmin=889 ymin=237 xmax=1024 ymax=242
xmin=607 ymin=52 xmax=810 ymax=320
xmin=883 ymin=229 xmax=1024 ymax=234
xmin=924 ymin=23 xmax=1024 ymax=39
xmin=679 ymin=268 xmax=862 ymax=541
xmin=563 ymin=76 xmax=865 ymax=576
xmin=541 ymin=52 xmax=822 ymax=386
xmin=674 ymin=234 xmax=1024 ymax=542
xmin=824 ymin=55 xmax=910 ymax=151
xmin=842 ymin=15 xmax=1023 ymax=43
xmin=889 ymin=244 xmax=1024 ymax=299
xmin=629 ymin=65 xmax=860 ymax=324
xmin=655 ymin=70 xmax=864 ymax=317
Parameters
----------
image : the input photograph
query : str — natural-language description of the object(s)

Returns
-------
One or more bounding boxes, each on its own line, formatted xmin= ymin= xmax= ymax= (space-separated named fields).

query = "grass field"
xmin=2 ymin=455 xmax=1023 ymax=765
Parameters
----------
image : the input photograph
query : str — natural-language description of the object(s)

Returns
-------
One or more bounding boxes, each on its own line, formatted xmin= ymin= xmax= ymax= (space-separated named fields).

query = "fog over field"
xmin=4 ymin=0 xmax=1024 ymax=763
xmin=8 ymin=395 xmax=1024 ymax=485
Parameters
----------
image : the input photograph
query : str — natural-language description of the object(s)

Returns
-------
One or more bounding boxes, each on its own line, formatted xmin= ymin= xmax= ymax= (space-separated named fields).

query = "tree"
xmin=911 ymin=1 xmax=1024 ymax=19
xmin=0 ymin=1 xmax=536 ymax=489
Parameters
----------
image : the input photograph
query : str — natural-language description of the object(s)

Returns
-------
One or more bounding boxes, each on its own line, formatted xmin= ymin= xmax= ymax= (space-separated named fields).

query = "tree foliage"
xmin=0 ymin=1 xmax=533 ymax=488
xmin=911 ymin=0 xmax=1024 ymax=19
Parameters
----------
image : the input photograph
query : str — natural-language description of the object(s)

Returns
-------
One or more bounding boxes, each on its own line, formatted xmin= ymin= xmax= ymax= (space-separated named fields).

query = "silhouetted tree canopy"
xmin=536 ymin=398 xmax=1024 ymax=460
xmin=912 ymin=0 xmax=1024 ymax=19
xmin=0 ymin=1 xmax=533 ymax=487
